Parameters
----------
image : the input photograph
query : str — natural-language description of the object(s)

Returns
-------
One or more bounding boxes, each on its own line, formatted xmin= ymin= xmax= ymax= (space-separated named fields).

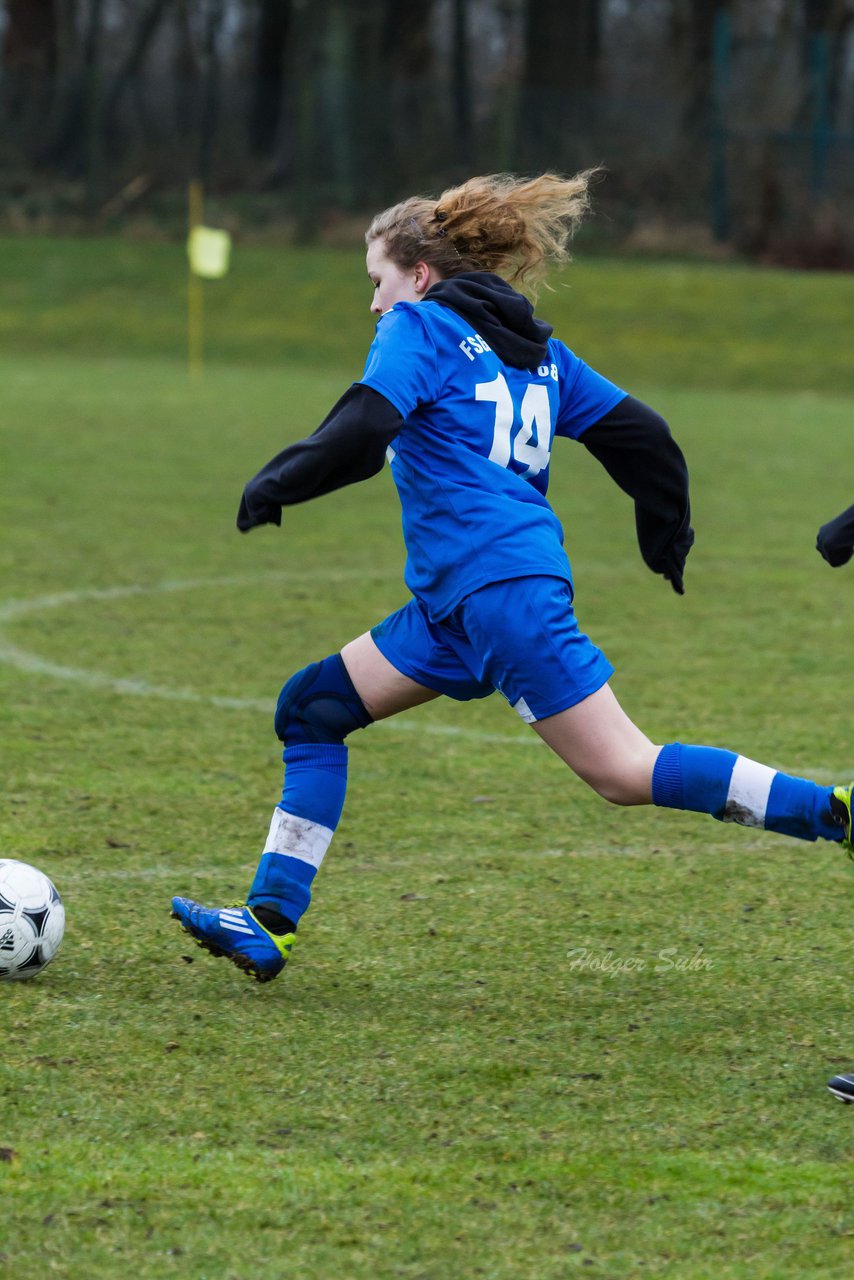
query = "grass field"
xmin=2 ymin=236 xmax=854 ymax=1279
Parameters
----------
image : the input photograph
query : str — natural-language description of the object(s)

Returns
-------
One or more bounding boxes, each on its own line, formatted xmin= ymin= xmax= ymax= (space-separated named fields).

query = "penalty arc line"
xmin=0 ymin=573 xmax=537 ymax=749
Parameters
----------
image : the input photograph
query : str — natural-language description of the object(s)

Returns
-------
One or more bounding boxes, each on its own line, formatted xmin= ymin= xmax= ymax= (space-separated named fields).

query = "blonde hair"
xmin=365 ymin=171 xmax=597 ymax=293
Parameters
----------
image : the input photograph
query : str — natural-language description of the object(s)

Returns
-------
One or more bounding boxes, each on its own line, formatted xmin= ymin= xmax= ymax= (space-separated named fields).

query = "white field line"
xmin=56 ymin=846 xmax=665 ymax=885
xmin=0 ymin=574 xmax=536 ymax=748
xmin=1 ymin=576 xmax=839 ymax=773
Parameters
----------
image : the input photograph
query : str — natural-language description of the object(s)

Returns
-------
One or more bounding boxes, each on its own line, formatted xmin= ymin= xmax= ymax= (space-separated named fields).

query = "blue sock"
xmin=652 ymin=742 xmax=841 ymax=843
xmin=248 ymin=743 xmax=348 ymax=926
xmin=246 ymin=653 xmax=372 ymax=929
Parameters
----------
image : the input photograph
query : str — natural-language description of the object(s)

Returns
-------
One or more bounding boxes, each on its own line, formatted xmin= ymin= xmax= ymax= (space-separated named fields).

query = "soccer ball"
xmin=0 ymin=859 xmax=65 ymax=981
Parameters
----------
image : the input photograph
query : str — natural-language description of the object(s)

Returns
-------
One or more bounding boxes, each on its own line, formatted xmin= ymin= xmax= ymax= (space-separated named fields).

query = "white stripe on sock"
xmin=723 ymin=756 xmax=776 ymax=828
xmin=265 ymin=807 xmax=334 ymax=870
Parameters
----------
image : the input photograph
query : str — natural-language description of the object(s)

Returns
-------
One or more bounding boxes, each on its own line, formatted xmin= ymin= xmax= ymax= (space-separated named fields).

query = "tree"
xmin=348 ymin=0 xmax=437 ymax=198
xmin=285 ymin=0 xmax=437 ymax=214
xmin=81 ymin=0 xmax=106 ymax=208
xmin=451 ymin=0 xmax=474 ymax=173
xmin=801 ymin=0 xmax=854 ymax=126
xmin=195 ymin=0 xmax=226 ymax=184
xmin=247 ymin=0 xmax=294 ymax=158
xmin=518 ymin=0 xmax=601 ymax=171
xmin=671 ymin=0 xmax=731 ymax=135
xmin=101 ymin=0 xmax=173 ymax=146
xmin=3 ymin=0 xmax=60 ymax=127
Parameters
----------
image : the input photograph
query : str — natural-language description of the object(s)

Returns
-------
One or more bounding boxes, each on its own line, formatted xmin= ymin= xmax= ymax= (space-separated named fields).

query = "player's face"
xmin=366 ymin=239 xmax=424 ymax=315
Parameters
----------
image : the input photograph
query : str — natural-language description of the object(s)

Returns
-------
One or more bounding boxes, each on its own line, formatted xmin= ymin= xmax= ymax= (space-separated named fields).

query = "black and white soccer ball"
xmin=0 ymin=859 xmax=65 ymax=980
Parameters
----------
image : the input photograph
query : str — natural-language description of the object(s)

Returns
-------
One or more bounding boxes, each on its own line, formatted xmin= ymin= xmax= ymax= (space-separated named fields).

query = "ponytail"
xmin=366 ymin=171 xmax=598 ymax=293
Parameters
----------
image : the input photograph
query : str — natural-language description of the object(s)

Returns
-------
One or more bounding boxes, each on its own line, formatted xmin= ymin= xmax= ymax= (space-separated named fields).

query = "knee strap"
xmin=274 ymin=653 xmax=373 ymax=746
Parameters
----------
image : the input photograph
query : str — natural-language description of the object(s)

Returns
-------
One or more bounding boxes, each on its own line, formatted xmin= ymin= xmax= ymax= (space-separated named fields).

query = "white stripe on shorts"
xmin=264 ymin=807 xmax=334 ymax=870
xmin=512 ymin=696 xmax=536 ymax=724
xmin=723 ymin=756 xmax=776 ymax=828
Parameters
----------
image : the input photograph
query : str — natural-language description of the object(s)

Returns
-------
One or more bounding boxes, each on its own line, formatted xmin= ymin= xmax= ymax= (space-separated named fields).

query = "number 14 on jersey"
xmin=476 ymin=373 xmax=553 ymax=478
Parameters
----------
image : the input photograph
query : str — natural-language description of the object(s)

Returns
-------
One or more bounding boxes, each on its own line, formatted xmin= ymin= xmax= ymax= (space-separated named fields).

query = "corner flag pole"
xmin=188 ymin=180 xmax=205 ymax=377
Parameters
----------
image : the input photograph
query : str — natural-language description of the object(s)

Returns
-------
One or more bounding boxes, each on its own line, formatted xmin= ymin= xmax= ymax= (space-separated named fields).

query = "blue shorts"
xmin=370 ymin=576 xmax=613 ymax=723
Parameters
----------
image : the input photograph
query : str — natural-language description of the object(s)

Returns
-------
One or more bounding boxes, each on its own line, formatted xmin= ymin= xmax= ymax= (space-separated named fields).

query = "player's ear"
xmin=413 ymin=261 xmax=432 ymax=294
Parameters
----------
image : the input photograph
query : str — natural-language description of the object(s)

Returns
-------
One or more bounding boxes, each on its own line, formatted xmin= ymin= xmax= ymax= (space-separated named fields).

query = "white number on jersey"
xmin=476 ymin=374 xmax=552 ymax=478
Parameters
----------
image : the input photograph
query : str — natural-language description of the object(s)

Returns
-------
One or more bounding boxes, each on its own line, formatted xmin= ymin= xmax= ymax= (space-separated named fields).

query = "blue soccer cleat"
xmin=171 ymin=897 xmax=295 ymax=983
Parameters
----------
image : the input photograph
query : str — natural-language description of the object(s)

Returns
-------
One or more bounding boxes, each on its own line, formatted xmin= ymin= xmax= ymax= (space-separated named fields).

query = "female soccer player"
xmin=172 ymin=172 xmax=853 ymax=982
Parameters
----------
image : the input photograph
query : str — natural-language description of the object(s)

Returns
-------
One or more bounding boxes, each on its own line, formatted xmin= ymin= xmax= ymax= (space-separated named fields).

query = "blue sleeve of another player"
xmin=552 ymin=341 xmax=626 ymax=439
xmin=359 ymin=304 xmax=441 ymax=419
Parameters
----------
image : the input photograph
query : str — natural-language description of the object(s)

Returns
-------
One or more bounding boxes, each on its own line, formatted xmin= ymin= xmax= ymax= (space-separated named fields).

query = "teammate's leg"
xmin=534 ymin=683 xmax=850 ymax=847
xmin=172 ymin=633 xmax=439 ymax=981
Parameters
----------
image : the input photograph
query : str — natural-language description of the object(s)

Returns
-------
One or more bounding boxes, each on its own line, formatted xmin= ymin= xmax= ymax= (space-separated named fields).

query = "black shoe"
xmin=827 ymin=1073 xmax=854 ymax=1103
xmin=830 ymin=785 xmax=854 ymax=857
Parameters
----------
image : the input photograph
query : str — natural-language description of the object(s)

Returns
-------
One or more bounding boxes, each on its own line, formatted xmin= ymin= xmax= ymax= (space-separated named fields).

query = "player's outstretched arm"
xmin=816 ymin=503 xmax=854 ymax=567
xmin=581 ymin=395 xmax=694 ymax=594
xmin=237 ymin=385 xmax=403 ymax=531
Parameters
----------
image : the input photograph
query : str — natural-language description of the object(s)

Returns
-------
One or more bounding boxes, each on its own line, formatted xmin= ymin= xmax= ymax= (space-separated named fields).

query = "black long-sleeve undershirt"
xmin=237 ymin=384 xmax=693 ymax=591
xmin=581 ymin=394 xmax=693 ymax=592
xmin=236 ymin=383 xmax=402 ymax=530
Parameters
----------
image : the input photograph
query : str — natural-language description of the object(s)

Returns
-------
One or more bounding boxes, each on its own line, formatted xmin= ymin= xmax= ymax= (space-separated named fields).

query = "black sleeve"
xmin=581 ymin=394 xmax=694 ymax=594
xmin=237 ymin=383 xmax=404 ymax=531
xmin=817 ymin=504 xmax=854 ymax=567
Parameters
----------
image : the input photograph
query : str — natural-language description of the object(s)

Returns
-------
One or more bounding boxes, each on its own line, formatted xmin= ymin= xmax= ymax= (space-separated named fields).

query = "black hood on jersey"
xmin=424 ymin=272 xmax=552 ymax=369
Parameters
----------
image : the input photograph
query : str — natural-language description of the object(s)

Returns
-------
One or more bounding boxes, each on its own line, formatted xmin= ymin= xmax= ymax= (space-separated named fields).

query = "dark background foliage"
xmin=2 ymin=0 xmax=853 ymax=262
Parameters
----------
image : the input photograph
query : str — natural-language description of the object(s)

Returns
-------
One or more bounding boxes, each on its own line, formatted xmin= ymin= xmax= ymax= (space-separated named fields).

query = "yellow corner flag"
xmin=186 ymin=180 xmax=232 ymax=377
xmin=187 ymin=225 xmax=232 ymax=279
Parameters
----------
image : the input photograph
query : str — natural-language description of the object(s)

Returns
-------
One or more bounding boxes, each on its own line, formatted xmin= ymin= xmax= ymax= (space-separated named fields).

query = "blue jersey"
xmin=359 ymin=299 xmax=625 ymax=621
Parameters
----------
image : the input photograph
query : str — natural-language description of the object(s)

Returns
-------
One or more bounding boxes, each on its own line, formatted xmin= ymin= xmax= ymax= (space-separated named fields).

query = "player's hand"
xmin=816 ymin=514 xmax=854 ymax=567
xmin=664 ymin=560 xmax=685 ymax=594
xmin=636 ymin=506 xmax=694 ymax=596
xmin=660 ymin=526 xmax=694 ymax=595
xmin=236 ymin=490 xmax=282 ymax=532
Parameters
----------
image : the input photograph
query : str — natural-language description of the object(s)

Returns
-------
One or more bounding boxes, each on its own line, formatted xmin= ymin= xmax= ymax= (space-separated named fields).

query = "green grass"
xmin=2 ymin=237 xmax=854 ymax=1279
xmin=2 ymin=234 xmax=854 ymax=392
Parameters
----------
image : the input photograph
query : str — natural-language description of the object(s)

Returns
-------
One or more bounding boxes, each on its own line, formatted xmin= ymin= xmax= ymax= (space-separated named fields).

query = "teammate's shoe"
xmin=171 ymin=898 xmax=295 ymax=983
xmin=830 ymin=784 xmax=854 ymax=857
xmin=827 ymin=1073 xmax=854 ymax=1103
